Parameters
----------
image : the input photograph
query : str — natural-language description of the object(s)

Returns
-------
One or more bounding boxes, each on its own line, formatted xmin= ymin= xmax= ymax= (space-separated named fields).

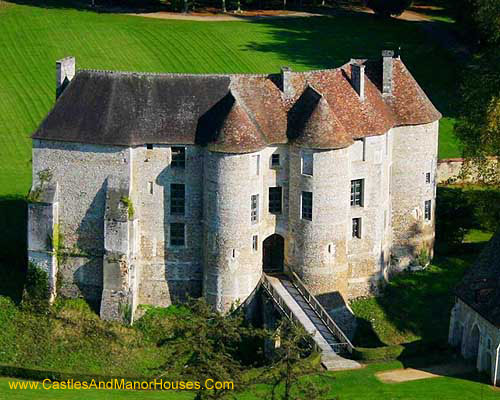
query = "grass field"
xmin=2 ymin=361 xmax=498 ymax=400
xmin=0 ymin=1 xmax=462 ymax=198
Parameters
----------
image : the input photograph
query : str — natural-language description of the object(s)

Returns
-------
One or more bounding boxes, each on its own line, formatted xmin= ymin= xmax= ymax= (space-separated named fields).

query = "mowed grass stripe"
xmin=0 ymin=3 xmax=461 ymax=198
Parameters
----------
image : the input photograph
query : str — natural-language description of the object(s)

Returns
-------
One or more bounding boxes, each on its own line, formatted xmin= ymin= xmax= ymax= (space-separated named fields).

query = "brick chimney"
xmin=56 ymin=56 xmax=76 ymax=99
xmin=351 ymin=63 xmax=365 ymax=101
xmin=281 ymin=66 xmax=294 ymax=98
xmin=382 ymin=50 xmax=394 ymax=96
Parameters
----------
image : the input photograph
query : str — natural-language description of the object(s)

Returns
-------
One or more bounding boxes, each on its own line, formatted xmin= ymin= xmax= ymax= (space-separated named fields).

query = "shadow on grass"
xmin=0 ymin=195 xmax=27 ymax=304
xmin=6 ymin=0 xmax=167 ymax=13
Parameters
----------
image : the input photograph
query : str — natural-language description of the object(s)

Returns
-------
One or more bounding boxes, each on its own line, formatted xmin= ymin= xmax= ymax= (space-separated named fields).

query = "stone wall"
xmin=32 ymin=140 xmax=131 ymax=303
xmin=437 ymin=157 xmax=499 ymax=184
xmin=390 ymin=121 xmax=438 ymax=269
xmin=449 ymin=299 xmax=500 ymax=385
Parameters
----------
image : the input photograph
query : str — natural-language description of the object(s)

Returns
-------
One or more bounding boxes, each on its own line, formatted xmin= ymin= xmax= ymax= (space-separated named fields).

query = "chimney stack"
xmin=56 ymin=56 xmax=76 ymax=99
xmin=281 ymin=66 xmax=294 ymax=98
xmin=382 ymin=50 xmax=394 ymax=96
xmin=351 ymin=63 xmax=365 ymax=101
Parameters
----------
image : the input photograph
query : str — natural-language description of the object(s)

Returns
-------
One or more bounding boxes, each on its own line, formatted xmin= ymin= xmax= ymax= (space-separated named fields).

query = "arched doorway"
xmin=466 ymin=325 xmax=480 ymax=360
xmin=263 ymin=234 xmax=284 ymax=273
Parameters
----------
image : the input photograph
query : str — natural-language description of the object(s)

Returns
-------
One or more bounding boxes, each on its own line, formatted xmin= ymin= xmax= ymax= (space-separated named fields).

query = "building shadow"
xmin=0 ymin=195 xmax=27 ymax=304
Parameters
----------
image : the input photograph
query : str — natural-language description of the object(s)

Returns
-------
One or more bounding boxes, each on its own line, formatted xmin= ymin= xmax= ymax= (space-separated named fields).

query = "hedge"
xmin=353 ymin=340 xmax=449 ymax=362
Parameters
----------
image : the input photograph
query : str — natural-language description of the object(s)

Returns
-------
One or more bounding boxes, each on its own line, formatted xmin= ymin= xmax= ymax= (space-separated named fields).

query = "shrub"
xmin=365 ymin=0 xmax=412 ymax=17
xmin=21 ymin=263 xmax=50 ymax=313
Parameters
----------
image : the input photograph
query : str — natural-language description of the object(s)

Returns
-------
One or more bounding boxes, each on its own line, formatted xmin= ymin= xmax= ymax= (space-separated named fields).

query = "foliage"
xmin=365 ymin=0 xmax=413 ymax=17
xmin=455 ymin=0 xmax=500 ymax=47
xmin=416 ymin=248 xmax=429 ymax=267
xmin=135 ymin=304 xmax=191 ymax=343
xmin=120 ymin=196 xmax=135 ymax=220
xmin=26 ymin=168 xmax=53 ymax=203
xmin=264 ymin=319 xmax=328 ymax=400
xmin=161 ymin=298 xmax=265 ymax=399
xmin=21 ymin=263 xmax=50 ymax=313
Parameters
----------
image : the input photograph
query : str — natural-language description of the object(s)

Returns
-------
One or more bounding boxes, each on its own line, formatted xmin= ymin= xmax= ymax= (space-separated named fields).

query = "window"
xmin=170 ymin=223 xmax=185 ymax=246
xmin=252 ymin=155 xmax=260 ymax=175
xmin=424 ymin=200 xmax=432 ymax=220
xmin=269 ymin=187 xmax=282 ymax=214
xmin=301 ymin=191 xmax=312 ymax=221
xmin=170 ymin=184 xmax=185 ymax=215
xmin=148 ymin=181 xmax=154 ymax=195
xmin=146 ymin=144 xmax=153 ymax=150
xmin=271 ymin=154 xmax=280 ymax=167
xmin=352 ymin=218 xmax=361 ymax=239
xmin=251 ymin=194 xmax=259 ymax=224
xmin=426 ymin=172 xmax=431 ymax=183
xmin=171 ymin=147 xmax=186 ymax=168
xmin=301 ymin=151 xmax=313 ymax=176
xmin=350 ymin=179 xmax=364 ymax=207
xmin=252 ymin=235 xmax=258 ymax=251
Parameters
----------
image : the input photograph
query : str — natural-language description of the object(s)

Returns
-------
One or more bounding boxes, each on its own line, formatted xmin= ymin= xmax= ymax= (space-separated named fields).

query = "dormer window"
xmin=271 ymin=154 xmax=280 ymax=167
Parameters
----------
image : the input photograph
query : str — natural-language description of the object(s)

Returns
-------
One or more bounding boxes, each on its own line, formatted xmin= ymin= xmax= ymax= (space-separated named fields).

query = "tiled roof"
xmin=33 ymin=55 xmax=441 ymax=153
xmin=455 ymin=231 xmax=500 ymax=327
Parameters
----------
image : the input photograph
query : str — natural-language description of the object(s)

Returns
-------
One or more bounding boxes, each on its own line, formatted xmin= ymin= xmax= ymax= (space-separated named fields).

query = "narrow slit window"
xmin=171 ymin=147 xmax=186 ymax=168
xmin=252 ymin=235 xmax=258 ymax=251
xmin=170 ymin=184 xmax=185 ymax=215
xmin=148 ymin=181 xmax=154 ymax=195
xmin=424 ymin=200 xmax=432 ymax=220
xmin=301 ymin=191 xmax=312 ymax=221
xmin=269 ymin=187 xmax=282 ymax=214
xmin=352 ymin=218 xmax=361 ymax=239
xmin=426 ymin=172 xmax=431 ymax=183
xmin=251 ymin=194 xmax=259 ymax=224
xmin=170 ymin=223 xmax=185 ymax=246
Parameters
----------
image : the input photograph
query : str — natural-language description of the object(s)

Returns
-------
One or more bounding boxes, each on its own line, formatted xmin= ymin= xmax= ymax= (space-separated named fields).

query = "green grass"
xmin=438 ymin=117 xmax=462 ymax=159
xmin=0 ymin=1 xmax=462 ymax=198
xmin=2 ymin=361 xmax=498 ymax=400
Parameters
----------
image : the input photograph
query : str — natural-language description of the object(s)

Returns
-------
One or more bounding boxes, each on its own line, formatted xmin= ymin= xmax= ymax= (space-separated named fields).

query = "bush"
xmin=21 ymin=263 xmax=50 ymax=313
xmin=365 ymin=0 xmax=412 ymax=17
xmin=353 ymin=345 xmax=404 ymax=361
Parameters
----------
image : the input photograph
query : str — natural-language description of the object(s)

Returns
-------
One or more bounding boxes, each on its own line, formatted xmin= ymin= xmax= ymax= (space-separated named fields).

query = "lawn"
xmin=2 ymin=361 xmax=498 ymax=400
xmin=0 ymin=1 xmax=462 ymax=199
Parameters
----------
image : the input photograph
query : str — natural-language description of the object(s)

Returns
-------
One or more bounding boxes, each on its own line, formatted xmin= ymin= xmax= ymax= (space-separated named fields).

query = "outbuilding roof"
xmin=33 ymin=55 xmax=441 ymax=153
xmin=455 ymin=231 xmax=500 ymax=328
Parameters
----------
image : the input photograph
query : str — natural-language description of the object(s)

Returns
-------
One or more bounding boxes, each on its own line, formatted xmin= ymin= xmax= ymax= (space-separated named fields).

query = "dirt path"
xmin=376 ymin=361 xmax=476 ymax=383
xmin=128 ymin=10 xmax=321 ymax=21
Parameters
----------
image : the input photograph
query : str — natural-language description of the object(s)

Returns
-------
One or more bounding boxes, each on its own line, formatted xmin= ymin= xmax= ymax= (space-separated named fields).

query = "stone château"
xmin=28 ymin=51 xmax=440 ymax=323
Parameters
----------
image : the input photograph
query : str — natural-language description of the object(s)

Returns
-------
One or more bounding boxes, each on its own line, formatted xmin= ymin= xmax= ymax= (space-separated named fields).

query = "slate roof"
xmin=33 ymin=56 xmax=441 ymax=153
xmin=455 ymin=231 xmax=500 ymax=328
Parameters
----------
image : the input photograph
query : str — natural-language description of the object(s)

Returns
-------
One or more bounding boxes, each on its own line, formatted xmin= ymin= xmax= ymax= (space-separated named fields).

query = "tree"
xmin=265 ymin=318 xmax=336 ymax=400
xmin=365 ymin=0 xmax=413 ymax=17
xmin=454 ymin=51 xmax=500 ymax=185
xmin=160 ymin=298 xmax=263 ymax=400
xmin=455 ymin=0 xmax=500 ymax=47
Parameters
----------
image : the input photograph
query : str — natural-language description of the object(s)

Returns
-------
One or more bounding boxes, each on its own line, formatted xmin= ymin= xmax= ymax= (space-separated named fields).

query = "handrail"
xmin=261 ymin=275 xmax=321 ymax=354
xmin=289 ymin=271 xmax=354 ymax=354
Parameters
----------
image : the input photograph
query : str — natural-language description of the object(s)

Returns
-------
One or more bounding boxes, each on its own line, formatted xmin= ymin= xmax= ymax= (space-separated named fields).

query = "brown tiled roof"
xmin=33 ymin=56 xmax=441 ymax=153
xmin=455 ymin=231 xmax=500 ymax=328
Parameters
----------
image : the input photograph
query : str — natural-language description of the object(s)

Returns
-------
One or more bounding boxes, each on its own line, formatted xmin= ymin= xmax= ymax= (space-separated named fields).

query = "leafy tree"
xmin=455 ymin=0 xmax=500 ymax=47
xmin=265 ymin=318 xmax=336 ymax=400
xmin=454 ymin=51 xmax=500 ymax=185
xmin=160 ymin=298 xmax=264 ymax=400
xmin=365 ymin=0 xmax=413 ymax=17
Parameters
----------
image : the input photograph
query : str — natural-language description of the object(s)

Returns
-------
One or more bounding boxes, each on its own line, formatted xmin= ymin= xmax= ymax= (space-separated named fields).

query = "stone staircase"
xmin=262 ymin=273 xmax=361 ymax=371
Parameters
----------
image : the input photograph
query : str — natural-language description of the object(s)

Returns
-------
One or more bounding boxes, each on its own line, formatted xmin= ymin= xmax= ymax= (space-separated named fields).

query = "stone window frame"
xmin=251 ymin=194 xmax=259 ymax=224
xmin=350 ymin=179 xmax=364 ymax=207
xmin=301 ymin=191 xmax=313 ymax=221
xmin=352 ymin=217 xmax=362 ymax=239
xmin=170 ymin=183 xmax=185 ymax=216
xmin=268 ymin=186 xmax=283 ymax=214
xmin=424 ymin=199 xmax=432 ymax=221
xmin=171 ymin=146 xmax=186 ymax=169
xmin=271 ymin=153 xmax=280 ymax=168
xmin=169 ymin=222 xmax=186 ymax=247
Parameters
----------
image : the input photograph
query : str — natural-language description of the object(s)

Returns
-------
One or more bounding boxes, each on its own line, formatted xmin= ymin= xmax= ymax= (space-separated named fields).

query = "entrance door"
xmin=263 ymin=234 xmax=284 ymax=273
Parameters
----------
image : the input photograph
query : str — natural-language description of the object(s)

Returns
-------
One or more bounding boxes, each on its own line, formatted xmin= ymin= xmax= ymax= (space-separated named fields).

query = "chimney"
xmin=281 ymin=66 xmax=294 ymax=98
xmin=382 ymin=50 xmax=394 ymax=96
xmin=56 ymin=56 xmax=76 ymax=99
xmin=351 ymin=63 xmax=365 ymax=101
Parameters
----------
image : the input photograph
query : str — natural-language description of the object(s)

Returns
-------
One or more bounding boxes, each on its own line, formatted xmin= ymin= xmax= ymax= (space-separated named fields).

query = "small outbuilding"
xmin=449 ymin=231 xmax=500 ymax=385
